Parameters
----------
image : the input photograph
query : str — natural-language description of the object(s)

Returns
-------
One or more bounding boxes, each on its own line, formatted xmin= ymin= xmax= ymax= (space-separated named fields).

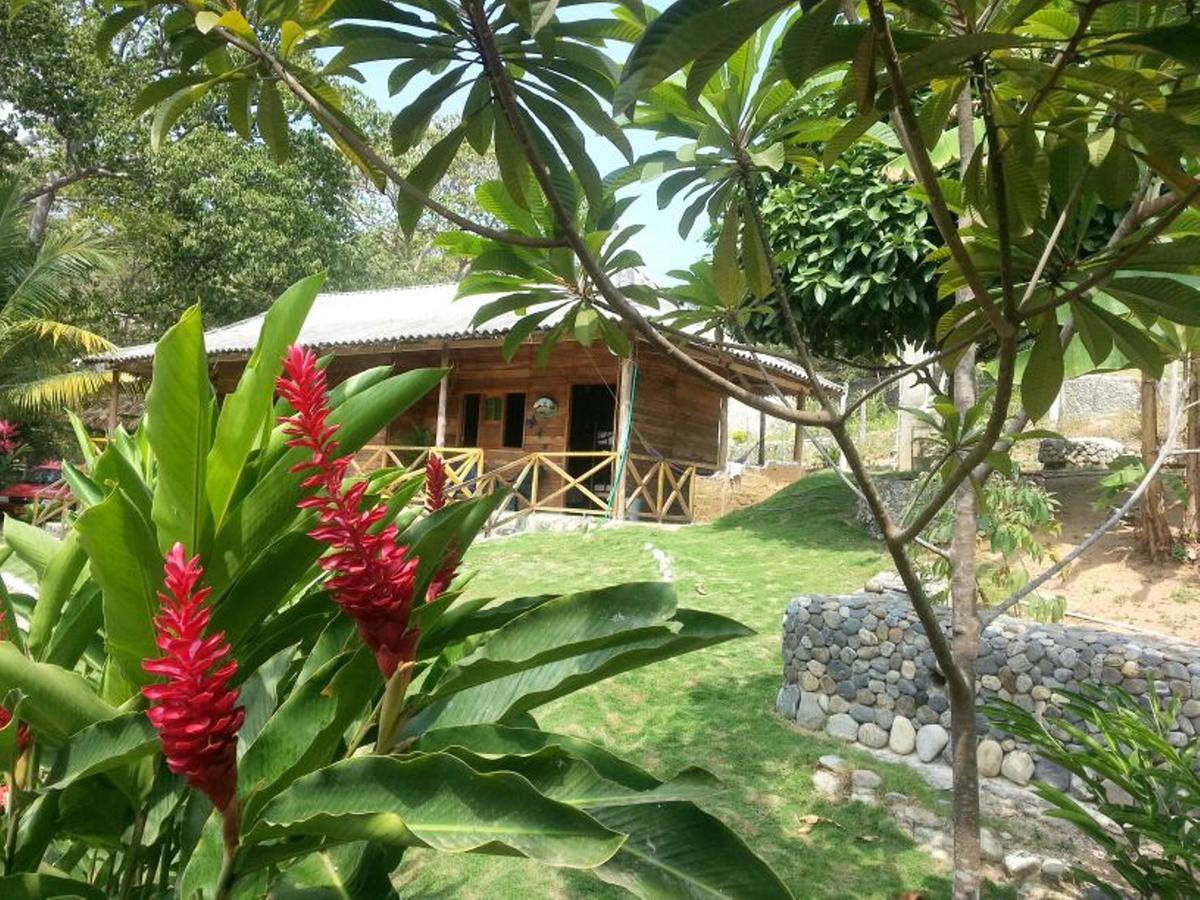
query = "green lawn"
xmin=401 ymin=473 xmax=955 ymax=898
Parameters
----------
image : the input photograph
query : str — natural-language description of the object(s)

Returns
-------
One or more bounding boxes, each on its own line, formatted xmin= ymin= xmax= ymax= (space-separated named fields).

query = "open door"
xmin=567 ymin=384 xmax=616 ymax=508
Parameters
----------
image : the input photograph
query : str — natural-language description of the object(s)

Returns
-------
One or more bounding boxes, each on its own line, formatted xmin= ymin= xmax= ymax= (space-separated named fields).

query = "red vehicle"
xmin=0 ymin=462 xmax=70 ymax=517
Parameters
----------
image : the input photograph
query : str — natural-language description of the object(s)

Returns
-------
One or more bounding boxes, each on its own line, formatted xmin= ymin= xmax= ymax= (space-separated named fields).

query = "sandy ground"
xmin=698 ymin=465 xmax=1200 ymax=641
xmin=692 ymin=462 xmax=808 ymax=522
xmin=1032 ymin=471 xmax=1200 ymax=641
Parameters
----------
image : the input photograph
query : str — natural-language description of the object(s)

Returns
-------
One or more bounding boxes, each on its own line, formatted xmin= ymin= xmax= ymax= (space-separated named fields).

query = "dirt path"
xmin=1033 ymin=472 xmax=1200 ymax=641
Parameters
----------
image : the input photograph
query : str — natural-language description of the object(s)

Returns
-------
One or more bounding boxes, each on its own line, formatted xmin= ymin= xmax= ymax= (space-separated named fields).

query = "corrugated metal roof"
xmin=92 ymin=282 xmax=837 ymax=392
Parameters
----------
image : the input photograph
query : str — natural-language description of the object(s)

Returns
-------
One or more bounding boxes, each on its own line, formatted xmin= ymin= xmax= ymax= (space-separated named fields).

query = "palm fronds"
xmin=0 ymin=175 xmax=118 ymax=410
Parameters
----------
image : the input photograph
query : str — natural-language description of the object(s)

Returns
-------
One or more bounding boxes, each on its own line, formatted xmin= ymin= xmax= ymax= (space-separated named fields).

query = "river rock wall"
xmin=778 ymin=592 xmax=1200 ymax=789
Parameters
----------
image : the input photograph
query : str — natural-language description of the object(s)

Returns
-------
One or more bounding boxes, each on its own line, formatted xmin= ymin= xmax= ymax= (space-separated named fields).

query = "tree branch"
xmin=22 ymin=168 xmax=129 ymax=201
xmin=864 ymin=0 xmax=1013 ymax=339
xmin=462 ymin=0 xmax=837 ymax=428
xmin=199 ymin=19 xmax=566 ymax=250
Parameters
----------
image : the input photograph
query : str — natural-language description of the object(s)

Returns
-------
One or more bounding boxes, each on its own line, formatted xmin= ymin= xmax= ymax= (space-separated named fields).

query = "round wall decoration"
xmin=532 ymin=396 xmax=559 ymax=420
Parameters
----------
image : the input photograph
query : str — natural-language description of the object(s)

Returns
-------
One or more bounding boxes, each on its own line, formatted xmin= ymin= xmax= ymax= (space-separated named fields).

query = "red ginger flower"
xmin=423 ymin=453 xmax=459 ymax=601
xmin=142 ymin=544 xmax=244 ymax=811
xmin=277 ymin=346 xmax=421 ymax=678
xmin=425 ymin=453 xmax=448 ymax=513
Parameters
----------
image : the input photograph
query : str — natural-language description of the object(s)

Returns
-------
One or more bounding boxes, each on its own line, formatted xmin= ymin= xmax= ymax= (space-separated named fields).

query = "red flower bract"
xmin=277 ymin=345 xmax=421 ymax=678
xmin=142 ymin=544 xmax=244 ymax=811
xmin=425 ymin=452 xmax=448 ymax=513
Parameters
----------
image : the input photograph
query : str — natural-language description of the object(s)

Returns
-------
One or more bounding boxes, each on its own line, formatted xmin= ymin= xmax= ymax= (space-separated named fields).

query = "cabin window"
xmin=462 ymin=393 xmax=481 ymax=445
xmin=503 ymin=393 xmax=526 ymax=448
xmin=483 ymin=396 xmax=503 ymax=421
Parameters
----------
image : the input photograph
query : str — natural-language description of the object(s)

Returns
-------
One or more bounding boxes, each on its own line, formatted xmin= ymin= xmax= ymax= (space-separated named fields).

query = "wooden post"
xmin=435 ymin=344 xmax=450 ymax=447
xmin=792 ymin=393 xmax=805 ymax=465
xmin=612 ymin=357 xmax=634 ymax=520
xmin=717 ymin=394 xmax=729 ymax=469
xmin=757 ymin=409 xmax=766 ymax=466
xmin=107 ymin=369 xmax=120 ymax=435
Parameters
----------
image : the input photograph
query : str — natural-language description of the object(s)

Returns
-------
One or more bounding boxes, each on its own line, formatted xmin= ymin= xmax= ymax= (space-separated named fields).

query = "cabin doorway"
xmin=567 ymin=384 xmax=616 ymax=508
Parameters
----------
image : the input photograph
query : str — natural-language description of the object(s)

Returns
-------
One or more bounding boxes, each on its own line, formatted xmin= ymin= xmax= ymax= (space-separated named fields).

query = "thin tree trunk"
xmin=757 ymin=409 xmax=766 ymax=466
xmin=1138 ymin=372 xmax=1173 ymax=560
xmin=949 ymin=86 xmax=982 ymax=900
xmin=27 ymin=190 xmax=55 ymax=243
xmin=1186 ymin=354 xmax=1199 ymax=538
xmin=792 ymin=394 xmax=805 ymax=465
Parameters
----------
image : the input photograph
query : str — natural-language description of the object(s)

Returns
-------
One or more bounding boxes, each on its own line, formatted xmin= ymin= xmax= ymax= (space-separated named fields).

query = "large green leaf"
xmin=1021 ymin=315 xmax=1064 ymax=422
xmin=404 ymin=609 xmax=752 ymax=735
xmin=238 ymin=648 xmax=378 ymax=825
xmin=419 ymin=723 xmax=663 ymax=788
xmin=423 ymin=583 xmax=679 ymax=702
xmin=74 ymin=488 xmax=163 ymax=691
xmin=44 ymin=711 xmax=157 ymax=792
xmin=0 ymin=643 xmax=115 ymax=743
xmin=439 ymin=745 xmax=717 ymax=808
xmin=206 ymin=273 xmax=325 ymax=528
xmin=1102 ymin=277 xmax=1200 ymax=327
xmin=145 ymin=304 xmax=214 ymax=554
xmin=274 ymin=842 xmax=401 ymax=899
xmin=591 ymin=801 xmax=794 ymax=899
xmin=247 ymin=753 xmax=625 ymax=868
xmin=617 ymin=0 xmax=788 ymax=114
xmin=1 ymin=518 xmax=59 ymax=580
xmin=0 ymin=874 xmax=106 ymax=899
xmin=43 ymin=583 xmax=103 ymax=670
xmin=27 ymin=530 xmax=88 ymax=660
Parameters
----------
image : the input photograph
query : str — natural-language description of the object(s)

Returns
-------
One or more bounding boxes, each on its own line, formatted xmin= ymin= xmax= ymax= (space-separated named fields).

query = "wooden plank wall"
xmin=210 ymin=337 xmax=722 ymax=469
xmin=629 ymin=349 xmax=722 ymax=467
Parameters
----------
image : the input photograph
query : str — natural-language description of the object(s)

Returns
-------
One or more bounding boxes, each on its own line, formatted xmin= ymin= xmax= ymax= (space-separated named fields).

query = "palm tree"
xmin=0 ymin=176 xmax=117 ymax=410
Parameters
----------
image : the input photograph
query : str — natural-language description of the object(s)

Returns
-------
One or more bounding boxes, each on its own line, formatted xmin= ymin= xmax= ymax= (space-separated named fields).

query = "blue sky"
xmin=352 ymin=61 xmax=708 ymax=281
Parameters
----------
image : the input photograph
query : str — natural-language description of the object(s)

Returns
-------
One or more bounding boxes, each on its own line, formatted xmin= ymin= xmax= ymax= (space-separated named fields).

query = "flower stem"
xmin=116 ymin=811 xmax=145 ymax=900
xmin=215 ymin=800 xmax=242 ymax=900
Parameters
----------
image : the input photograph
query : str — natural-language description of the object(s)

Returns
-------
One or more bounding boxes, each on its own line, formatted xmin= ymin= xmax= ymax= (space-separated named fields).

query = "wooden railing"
xmin=624 ymin=453 xmax=697 ymax=524
xmin=25 ymin=444 xmax=702 ymax=534
xmin=348 ymin=445 xmax=486 ymax=502
xmin=351 ymin=446 xmax=702 ymax=526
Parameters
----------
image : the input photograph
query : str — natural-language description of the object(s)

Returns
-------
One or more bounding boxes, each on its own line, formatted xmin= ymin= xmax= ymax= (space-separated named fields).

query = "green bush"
xmin=988 ymin=685 xmax=1200 ymax=899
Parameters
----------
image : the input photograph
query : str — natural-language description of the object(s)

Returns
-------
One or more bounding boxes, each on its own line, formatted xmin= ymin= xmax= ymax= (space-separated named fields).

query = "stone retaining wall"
xmin=778 ymin=592 xmax=1200 ymax=789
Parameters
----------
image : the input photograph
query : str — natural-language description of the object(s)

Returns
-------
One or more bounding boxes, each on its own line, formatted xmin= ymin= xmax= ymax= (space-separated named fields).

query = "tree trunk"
xmin=948 ymin=85 xmax=982 ymax=900
xmin=27 ymin=189 xmax=55 ymax=243
xmin=1186 ymin=355 xmax=1200 ymax=539
xmin=792 ymin=395 xmax=805 ymax=465
xmin=757 ymin=409 xmax=766 ymax=466
xmin=949 ymin=346 xmax=981 ymax=900
xmin=1138 ymin=372 xmax=1173 ymax=560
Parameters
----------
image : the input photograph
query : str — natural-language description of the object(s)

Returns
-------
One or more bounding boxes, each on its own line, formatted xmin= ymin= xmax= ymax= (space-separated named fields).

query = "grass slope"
xmin=400 ymin=473 xmax=954 ymax=898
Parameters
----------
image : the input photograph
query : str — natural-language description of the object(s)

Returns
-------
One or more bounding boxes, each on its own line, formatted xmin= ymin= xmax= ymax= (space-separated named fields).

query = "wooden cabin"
xmin=98 ymin=284 xmax=826 ymax=524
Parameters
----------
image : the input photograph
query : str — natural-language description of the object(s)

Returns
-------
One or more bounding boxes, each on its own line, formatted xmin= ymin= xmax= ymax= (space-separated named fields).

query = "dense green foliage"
xmin=0 ymin=0 xmax=495 ymax=340
xmin=989 ymin=685 xmax=1200 ymax=898
xmin=0 ymin=277 xmax=783 ymax=897
xmin=756 ymin=146 xmax=945 ymax=360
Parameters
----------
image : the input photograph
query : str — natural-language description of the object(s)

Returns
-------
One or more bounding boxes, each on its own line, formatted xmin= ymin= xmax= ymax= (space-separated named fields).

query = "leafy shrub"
xmin=754 ymin=145 xmax=945 ymax=361
xmin=0 ymin=276 xmax=787 ymax=898
xmin=988 ymin=685 xmax=1200 ymax=899
xmin=922 ymin=470 xmax=1064 ymax=617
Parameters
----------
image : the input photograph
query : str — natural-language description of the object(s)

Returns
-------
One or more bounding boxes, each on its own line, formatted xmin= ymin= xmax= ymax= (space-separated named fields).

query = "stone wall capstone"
xmin=778 ymin=592 xmax=1200 ymax=789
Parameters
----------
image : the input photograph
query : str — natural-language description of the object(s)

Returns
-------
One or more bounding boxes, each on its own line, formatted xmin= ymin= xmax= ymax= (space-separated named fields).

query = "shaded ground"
xmin=1034 ymin=471 xmax=1200 ymax=641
